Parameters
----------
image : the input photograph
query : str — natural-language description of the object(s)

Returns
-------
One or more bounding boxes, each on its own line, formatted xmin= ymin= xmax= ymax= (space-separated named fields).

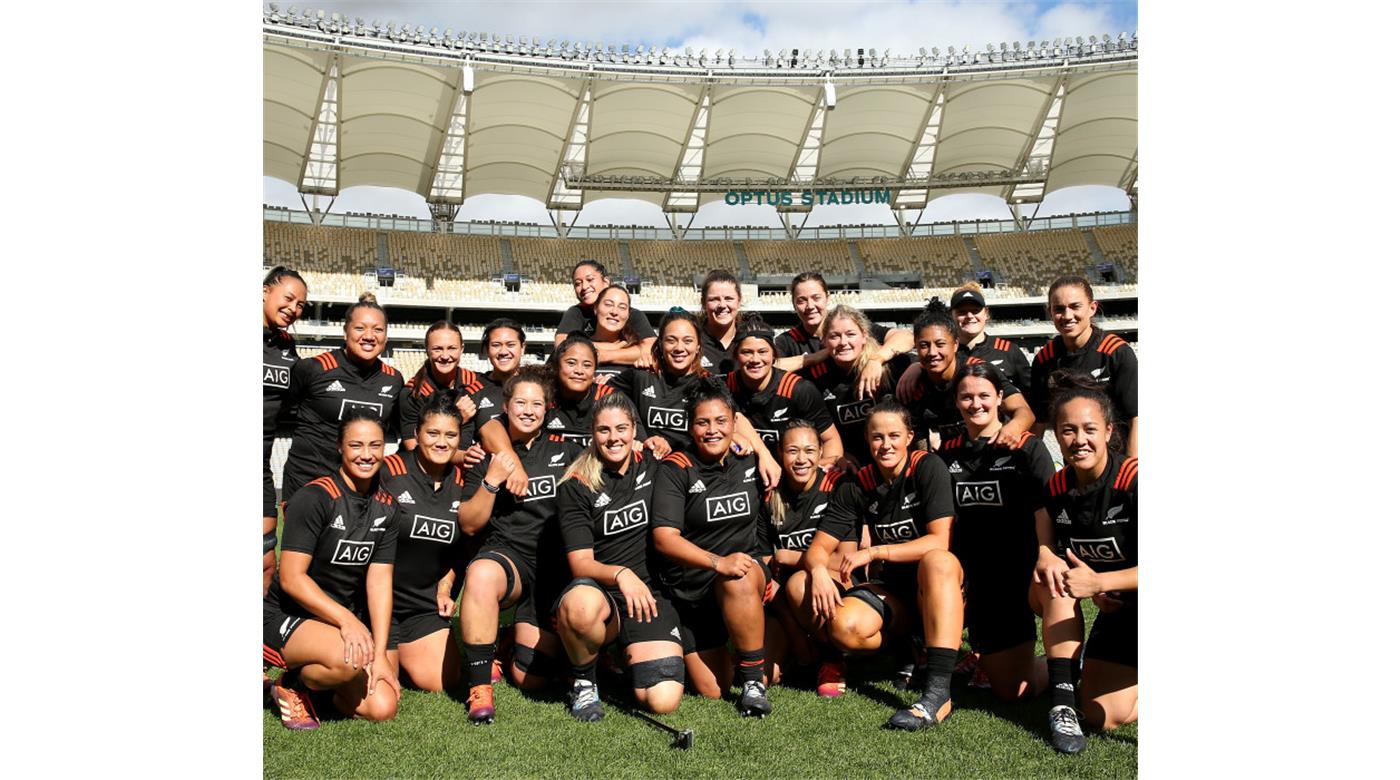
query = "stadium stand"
xmin=743 ymin=239 xmax=854 ymax=278
xmin=629 ymin=240 xmax=740 ymax=286
xmin=265 ymin=222 xmax=377 ymax=274
xmin=509 ymin=237 xmax=623 ymax=282
xmin=974 ymin=230 xmax=1096 ymax=295
xmin=388 ymin=232 xmax=502 ymax=284
xmin=1092 ymin=224 xmax=1139 ymax=283
xmin=858 ymin=235 xmax=974 ymax=287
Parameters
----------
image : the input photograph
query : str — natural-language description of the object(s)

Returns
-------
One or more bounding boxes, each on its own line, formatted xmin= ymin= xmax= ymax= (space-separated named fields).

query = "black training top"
xmin=472 ymin=372 xmax=507 ymax=430
xmin=698 ymin=327 xmax=739 ymax=376
xmin=770 ymin=469 xmax=847 ymax=553
xmin=263 ymin=326 xmax=300 ymax=440
xmin=819 ymin=450 xmax=955 ymax=549
xmin=1028 ymin=326 xmax=1138 ymax=424
xmin=266 ymin=471 xmax=398 ymax=617
xmin=906 ymin=353 xmax=1021 ymax=445
xmin=652 ymin=449 xmax=772 ymax=602
xmin=283 ymin=348 xmax=403 ymax=499
xmin=465 ymin=433 xmax=583 ymax=573
xmin=545 ymin=382 xmax=618 ymax=448
xmin=606 ymin=367 xmax=711 ymax=451
xmin=398 ymin=366 xmax=497 ymax=447
xmin=1044 ymin=452 xmax=1138 ymax=574
xmin=938 ymin=428 xmax=1055 ymax=572
xmin=380 ymin=452 xmax=474 ymax=618
xmin=557 ymin=304 xmax=656 ymax=342
xmin=774 ymin=322 xmax=892 ymax=359
xmin=723 ymin=368 xmax=834 ymax=457
xmin=962 ymin=335 xmax=1031 ymax=394
xmin=798 ymin=356 xmax=893 ymax=466
xmin=559 ymin=449 xmax=662 ymax=585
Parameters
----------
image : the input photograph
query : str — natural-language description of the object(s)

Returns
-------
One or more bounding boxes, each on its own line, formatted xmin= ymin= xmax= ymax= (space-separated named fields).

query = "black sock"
xmin=1048 ymin=657 xmax=1076 ymax=709
xmin=923 ymin=647 xmax=957 ymax=697
xmin=571 ymin=659 xmax=597 ymax=685
xmin=736 ymin=648 xmax=765 ymax=685
xmin=466 ymin=643 xmax=496 ymax=688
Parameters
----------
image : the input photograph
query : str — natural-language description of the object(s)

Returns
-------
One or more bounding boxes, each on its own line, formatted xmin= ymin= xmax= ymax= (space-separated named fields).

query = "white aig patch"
xmin=410 ymin=515 xmax=456 ymax=544
xmin=1068 ymin=536 xmax=1125 ymax=564
xmin=956 ymin=481 xmax=1003 ymax=507
xmin=779 ymin=528 xmax=815 ymax=550
xmin=647 ymin=406 xmax=686 ymax=431
xmin=873 ymin=518 xmax=918 ymax=543
xmin=756 ymin=428 xmax=779 ymax=444
xmin=835 ymin=398 xmax=873 ymax=425
xmin=339 ymin=399 xmax=384 ymax=419
xmin=331 ymin=539 xmax=375 ymax=566
xmin=603 ymin=499 xmax=649 ymax=536
xmin=705 ymin=492 xmax=751 ymax=523
xmin=523 ymin=475 xmax=557 ymax=502
xmin=263 ymin=364 xmax=291 ymax=389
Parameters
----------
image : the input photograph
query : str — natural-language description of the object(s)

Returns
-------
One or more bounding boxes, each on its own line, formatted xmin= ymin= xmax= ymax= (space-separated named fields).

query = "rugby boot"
xmin=567 ymin=680 xmax=605 ymax=722
xmin=1048 ymin=705 xmax=1087 ymax=754
xmin=738 ymin=680 xmax=773 ymax=718
xmin=468 ymin=684 xmax=496 ymax=724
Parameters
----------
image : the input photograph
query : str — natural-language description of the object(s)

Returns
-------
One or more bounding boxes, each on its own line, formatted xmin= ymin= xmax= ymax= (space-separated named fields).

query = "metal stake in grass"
xmin=600 ymin=687 xmax=694 ymax=749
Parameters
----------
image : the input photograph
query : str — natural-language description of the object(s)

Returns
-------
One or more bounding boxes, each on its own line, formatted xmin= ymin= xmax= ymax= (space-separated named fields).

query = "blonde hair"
xmin=821 ymin=304 xmax=882 ymax=379
xmin=563 ymin=393 xmax=641 ymax=493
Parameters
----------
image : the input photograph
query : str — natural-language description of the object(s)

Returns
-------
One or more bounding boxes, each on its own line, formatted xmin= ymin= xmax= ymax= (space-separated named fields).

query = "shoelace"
xmin=1050 ymin=707 xmax=1083 ymax=736
xmin=572 ymin=683 xmax=599 ymax=710
xmin=279 ymin=687 xmax=312 ymax=721
xmin=470 ymin=687 xmax=492 ymax=708
xmin=742 ymin=681 xmax=767 ymax=698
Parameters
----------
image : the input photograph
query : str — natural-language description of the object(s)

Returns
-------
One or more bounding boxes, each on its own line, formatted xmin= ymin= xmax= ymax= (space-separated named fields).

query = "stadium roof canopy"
xmin=263 ymin=6 xmax=1136 ymax=233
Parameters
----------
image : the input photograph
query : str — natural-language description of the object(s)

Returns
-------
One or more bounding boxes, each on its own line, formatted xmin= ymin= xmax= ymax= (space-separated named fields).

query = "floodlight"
xmin=331 ymin=12 xmax=341 ymax=23
xmin=1075 ymin=36 xmax=1083 ymax=45
xmin=316 ymin=9 xmax=324 ymax=19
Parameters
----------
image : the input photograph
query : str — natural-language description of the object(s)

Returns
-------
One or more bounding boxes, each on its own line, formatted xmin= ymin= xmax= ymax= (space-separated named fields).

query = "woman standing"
xmin=555 ymin=260 xmax=656 ymax=365
xmin=696 ymin=270 xmax=744 ymax=376
xmin=724 ymin=315 xmax=842 ymax=468
xmin=773 ymin=271 xmax=913 ymax=398
xmin=949 ymin=284 xmax=1032 ymax=391
xmin=585 ymin=284 xmax=653 ymax=379
xmin=798 ymin=305 xmax=895 ymax=468
xmin=264 ymin=267 xmax=307 ymax=593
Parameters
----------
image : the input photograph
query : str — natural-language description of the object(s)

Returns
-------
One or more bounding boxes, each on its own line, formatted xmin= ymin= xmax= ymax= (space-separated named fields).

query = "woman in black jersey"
xmin=263 ymin=266 xmax=307 ymax=594
xmin=398 ymin=321 xmax=518 ymax=468
xmin=1028 ymin=277 xmax=1138 ymax=457
xmin=1032 ymin=372 xmax=1138 ymax=753
xmin=697 ymin=270 xmax=744 ymax=375
xmin=801 ymin=400 xmax=963 ymax=731
xmin=938 ymin=363 xmax=1056 ymax=702
xmin=554 ymin=393 xmax=686 ymax=722
xmin=774 ymin=272 xmax=914 ymax=399
xmin=587 ymin=284 xmax=653 ymax=379
xmin=544 ymin=334 xmax=618 ymax=447
xmin=379 ymin=393 xmax=479 ymax=694
xmin=282 ymin=292 xmax=404 ymax=503
xmin=799 ymin=304 xmax=895 ymax=469
xmin=652 ymin=381 xmax=775 ymax=717
xmin=555 ymin=260 xmax=656 ymax=364
xmin=462 ymin=319 xmax=530 ymax=495
xmin=948 ymin=282 xmax=1033 ymax=391
xmin=456 ymin=368 xmax=583 ymax=725
xmin=724 ymin=314 xmax=842 ymax=468
xmin=903 ymin=297 xmax=1035 ymax=450
xmin=761 ymin=420 xmax=857 ymax=697
xmin=263 ymin=411 xmax=400 ymax=731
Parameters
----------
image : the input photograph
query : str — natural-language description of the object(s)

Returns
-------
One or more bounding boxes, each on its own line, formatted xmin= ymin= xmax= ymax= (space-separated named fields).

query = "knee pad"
xmin=630 ymin=656 xmax=685 ymax=689
xmin=512 ymin=644 xmax=558 ymax=678
xmin=848 ymin=586 xmax=895 ymax=625
xmin=263 ymin=530 xmax=278 ymax=555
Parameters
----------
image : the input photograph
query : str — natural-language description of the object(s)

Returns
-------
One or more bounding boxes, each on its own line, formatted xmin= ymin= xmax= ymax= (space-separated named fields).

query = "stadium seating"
xmin=389 ymin=232 xmax=503 ymax=285
xmin=387 ymin=348 xmax=427 ymax=378
xmin=629 ymin=240 xmax=739 ymax=287
xmin=265 ymin=222 xmax=377 ymax=274
xmin=857 ymin=235 xmax=974 ymax=287
xmin=509 ymin=237 xmax=623 ymax=283
xmin=974 ymin=231 xmax=1094 ymax=294
xmin=1092 ymin=224 xmax=1138 ymax=283
xmin=743 ymin=240 xmax=854 ymax=278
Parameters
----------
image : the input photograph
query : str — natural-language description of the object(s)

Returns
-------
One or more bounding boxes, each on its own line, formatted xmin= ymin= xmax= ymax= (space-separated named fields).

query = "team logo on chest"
xmin=779 ymin=528 xmax=815 ymax=550
xmin=873 ymin=518 xmax=918 ymax=543
xmin=330 ymin=515 xmax=346 ymax=530
xmin=1068 ymin=536 xmax=1125 ymax=563
xmin=991 ymin=456 xmax=1014 ymax=471
xmin=326 ymin=380 xmax=346 ymax=393
xmin=524 ymin=475 xmax=557 ymax=502
xmin=478 ymin=396 xmax=494 ymax=409
xmin=397 ymin=491 xmax=416 ymax=505
xmin=331 ymin=539 xmax=374 ymax=565
xmin=642 ymin=386 xmax=657 ymax=398
xmin=339 ymin=399 xmax=384 ymax=419
xmin=836 ymin=398 xmax=873 ymax=425
xmin=550 ymin=451 xmax=567 ymax=466
xmin=706 ymin=492 xmax=751 ymax=522
xmin=647 ymin=406 xmax=686 ymax=431
xmin=263 ymin=364 xmax=291 ymax=388
xmin=1103 ymin=504 xmax=1130 ymax=524
xmin=604 ymin=499 xmax=649 ymax=536
xmin=379 ymin=385 xmax=395 ymax=398
xmin=956 ymin=481 xmax=1004 ymax=507
xmin=771 ymin=406 xmax=790 ymax=420
xmin=410 ymin=515 xmax=456 ymax=544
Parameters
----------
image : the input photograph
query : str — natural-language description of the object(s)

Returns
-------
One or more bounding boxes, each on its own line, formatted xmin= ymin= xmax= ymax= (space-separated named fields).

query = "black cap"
xmin=950 ymin=289 xmax=986 ymax=309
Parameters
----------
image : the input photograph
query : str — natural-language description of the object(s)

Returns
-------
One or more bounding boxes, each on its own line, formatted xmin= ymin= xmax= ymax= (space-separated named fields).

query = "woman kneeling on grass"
xmin=800 ymin=400 xmax=963 ymax=731
xmin=554 ymin=393 xmax=686 ymax=722
xmin=1032 ymin=371 xmax=1139 ymax=754
xmin=263 ymin=411 xmax=400 ymax=730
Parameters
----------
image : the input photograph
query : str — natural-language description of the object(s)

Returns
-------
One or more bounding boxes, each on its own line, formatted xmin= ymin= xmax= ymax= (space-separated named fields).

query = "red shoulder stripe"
xmin=906 ymin=449 xmax=928 ymax=476
xmin=819 ymin=470 xmax=842 ymax=492
xmin=596 ymin=384 xmax=615 ymax=398
xmin=1115 ymin=457 xmax=1138 ymax=490
xmin=1049 ymin=469 xmax=1069 ymax=497
xmin=995 ymin=337 xmax=1012 ymax=351
xmin=417 ymin=381 xmax=433 ymax=397
xmin=375 ymin=489 xmax=394 ymax=505
xmin=777 ymin=372 xmax=799 ymax=398
xmin=941 ymin=434 xmax=962 ymax=451
xmin=663 ymin=452 xmax=693 ymax=469
xmin=313 ymin=353 xmax=333 ymax=371
xmin=1015 ymin=431 xmax=1034 ymax=449
xmin=461 ymin=368 xmax=479 ymax=386
xmin=384 ymin=453 xmax=406 ymax=476
xmin=380 ymin=362 xmax=398 ymax=376
xmin=548 ymin=434 xmax=565 ymax=443
xmin=856 ymin=465 xmax=877 ymax=490
xmin=968 ymin=356 xmax=985 ymax=365
xmin=1098 ymin=335 xmax=1126 ymax=355
xmin=726 ymin=373 xmax=738 ymax=392
xmin=1035 ymin=339 xmax=1056 ymax=364
xmin=786 ymin=326 xmax=804 ymax=342
xmin=308 ymin=476 xmax=341 ymax=500
xmin=810 ymin=361 xmax=827 ymax=379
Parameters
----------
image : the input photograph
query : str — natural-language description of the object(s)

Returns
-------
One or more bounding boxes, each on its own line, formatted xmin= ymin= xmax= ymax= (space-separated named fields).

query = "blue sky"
xmin=263 ymin=1 xmax=1138 ymax=226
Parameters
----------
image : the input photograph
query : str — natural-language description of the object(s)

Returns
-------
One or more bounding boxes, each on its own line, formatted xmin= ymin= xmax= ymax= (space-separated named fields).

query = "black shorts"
xmin=1084 ymin=596 xmax=1137 ymax=669
xmin=515 ymin=572 xmax=566 ymax=634
xmin=668 ymin=560 xmax=772 ymax=655
xmin=962 ymin=565 xmax=1036 ymax=656
xmin=391 ymin=611 xmax=451 ymax=648
xmin=472 ymin=545 xmax=537 ymax=607
xmin=863 ymin=561 xmax=919 ymax=605
xmin=553 ymin=578 xmax=684 ymax=649
xmin=263 ymin=602 xmax=308 ymax=662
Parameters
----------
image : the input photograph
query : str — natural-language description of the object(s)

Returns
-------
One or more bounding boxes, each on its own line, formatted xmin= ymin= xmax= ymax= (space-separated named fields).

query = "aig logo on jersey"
xmin=779 ymin=528 xmax=815 ymax=550
xmin=1068 ymin=536 xmax=1125 ymax=564
xmin=956 ymin=481 xmax=1004 ymax=507
xmin=331 ymin=539 xmax=375 ymax=566
xmin=873 ymin=518 xmax=918 ymax=543
xmin=410 ymin=515 xmax=456 ymax=544
xmin=835 ymin=398 xmax=873 ymax=425
xmin=647 ymin=406 xmax=686 ymax=431
xmin=523 ymin=475 xmax=557 ymax=502
xmin=705 ymin=492 xmax=750 ymax=523
xmin=603 ymin=499 xmax=649 ymax=536
xmin=756 ymin=428 xmax=779 ymax=444
xmin=263 ymin=363 xmax=291 ymax=389
xmin=339 ymin=399 xmax=384 ymax=420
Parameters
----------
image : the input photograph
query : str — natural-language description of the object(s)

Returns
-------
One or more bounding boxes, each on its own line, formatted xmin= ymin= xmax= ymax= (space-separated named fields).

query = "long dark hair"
xmin=1047 ymin=369 xmax=1123 ymax=453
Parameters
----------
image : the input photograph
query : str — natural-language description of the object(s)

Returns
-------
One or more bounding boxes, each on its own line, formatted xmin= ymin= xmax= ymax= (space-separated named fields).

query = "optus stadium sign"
xmin=723 ymin=189 xmax=892 ymax=207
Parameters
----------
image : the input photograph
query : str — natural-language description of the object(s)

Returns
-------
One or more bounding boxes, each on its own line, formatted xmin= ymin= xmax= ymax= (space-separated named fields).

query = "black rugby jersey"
xmin=819 ymin=450 xmax=955 ymax=548
xmin=938 ymin=429 xmax=1054 ymax=570
xmin=557 ymin=304 xmax=656 ymax=342
xmin=606 ymin=367 xmax=711 ymax=450
xmin=398 ymin=366 xmax=493 ymax=447
xmin=1028 ymin=326 xmax=1138 ymax=423
xmin=380 ymin=452 xmax=473 ymax=617
xmin=283 ymin=348 xmax=403 ymax=498
xmin=473 ymin=372 xmax=507 ymax=429
xmin=652 ymin=450 xmax=773 ymax=602
xmin=962 ymin=334 xmax=1032 ymax=394
xmin=544 ymin=382 xmax=618 ymax=448
xmin=906 ymin=353 xmax=1021 ymax=445
xmin=799 ymin=356 xmax=894 ymax=466
xmin=559 ymin=449 xmax=661 ymax=584
xmin=698 ymin=328 xmax=738 ymax=376
xmin=723 ymin=368 xmax=834 ymax=456
xmin=466 ymin=433 xmax=583 ymax=572
xmin=770 ymin=470 xmax=846 ymax=553
xmin=266 ymin=472 xmax=398 ymax=617
xmin=1044 ymin=453 xmax=1138 ymax=574
xmin=264 ymin=327 xmax=300 ymax=438
xmin=774 ymin=322 xmax=891 ymax=359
